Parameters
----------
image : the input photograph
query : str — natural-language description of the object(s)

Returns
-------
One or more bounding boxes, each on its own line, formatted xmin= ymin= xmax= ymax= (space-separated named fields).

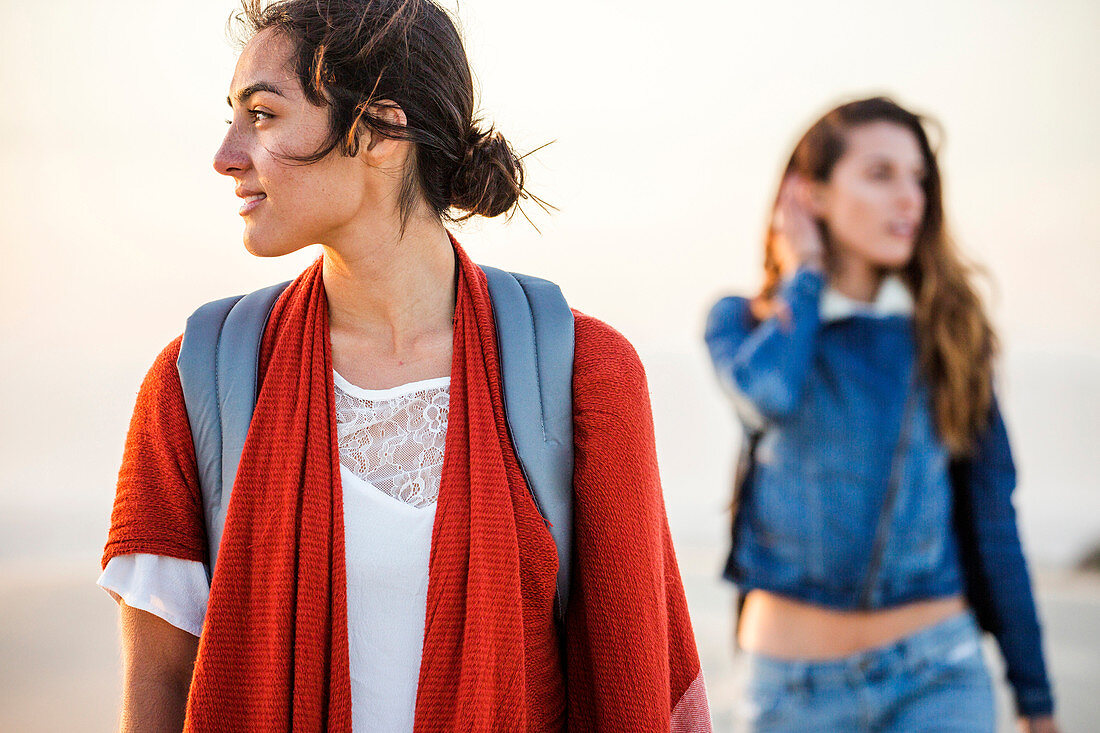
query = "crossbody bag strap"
xmin=729 ymin=428 xmax=763 ymax=539
xmin=857 ymin=368 xmax=921 ymax=609
xmin=728 ymin=426 xmax=763 ymax=649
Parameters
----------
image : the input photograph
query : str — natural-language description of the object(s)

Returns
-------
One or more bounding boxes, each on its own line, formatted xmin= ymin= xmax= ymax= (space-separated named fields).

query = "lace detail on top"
xmin=334 ymin=371 xmax=450 ymax=508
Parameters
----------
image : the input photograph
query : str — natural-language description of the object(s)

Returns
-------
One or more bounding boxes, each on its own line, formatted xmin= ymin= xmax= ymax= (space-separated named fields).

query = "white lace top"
xmin=334 ymin=370 xmax=448 ymax=508
xmin=98 ymin=371 xmax=451 ymax=733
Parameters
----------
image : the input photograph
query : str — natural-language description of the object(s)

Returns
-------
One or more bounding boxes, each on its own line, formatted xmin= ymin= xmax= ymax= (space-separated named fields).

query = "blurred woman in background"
xmin=705 ymin=97 xmax=1057 ymax=732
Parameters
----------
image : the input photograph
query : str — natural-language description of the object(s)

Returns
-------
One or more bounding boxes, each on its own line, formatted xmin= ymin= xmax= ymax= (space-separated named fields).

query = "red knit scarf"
xmin=104 ymin=241 xmax=711 ymax=731
xmin=181 ymin=243 xmax=551 ymax=730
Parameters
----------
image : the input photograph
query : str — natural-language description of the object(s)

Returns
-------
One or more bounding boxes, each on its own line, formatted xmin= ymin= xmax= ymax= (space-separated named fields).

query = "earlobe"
xmin=362 ymin=100 xmax=408 ymax=162
xmin=363 ymin=127 xmax=383 ymax=153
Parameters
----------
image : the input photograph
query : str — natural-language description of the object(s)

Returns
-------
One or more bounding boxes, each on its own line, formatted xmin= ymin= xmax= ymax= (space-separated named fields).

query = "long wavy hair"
xmin=756 ymin=97 xmax=996 ymax=456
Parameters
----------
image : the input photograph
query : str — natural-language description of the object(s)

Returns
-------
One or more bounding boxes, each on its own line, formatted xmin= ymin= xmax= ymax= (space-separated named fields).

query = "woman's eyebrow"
xmin=227 ymin=82 xmax=286 ymax=108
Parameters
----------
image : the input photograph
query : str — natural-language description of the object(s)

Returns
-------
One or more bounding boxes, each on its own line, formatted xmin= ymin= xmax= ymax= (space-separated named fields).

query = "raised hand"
xmin=771 ymin=174 xmax=825 ymax=277
xmin=1019 ymin=715 xmax=1060 ymax=733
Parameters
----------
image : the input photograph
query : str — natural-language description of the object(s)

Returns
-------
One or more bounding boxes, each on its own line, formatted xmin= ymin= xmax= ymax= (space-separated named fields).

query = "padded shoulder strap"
xmin=177 ymin=280 xmax=289 ymax=578
xmin=481 ymin=265 xmax=575 ymax=618
xmin=178 ymin=269 xmax=575 ymax=614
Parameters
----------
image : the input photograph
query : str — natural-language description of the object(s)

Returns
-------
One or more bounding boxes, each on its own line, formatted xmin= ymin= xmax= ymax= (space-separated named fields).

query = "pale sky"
xmin=1 ymin=0 xmax=1098 ymax=566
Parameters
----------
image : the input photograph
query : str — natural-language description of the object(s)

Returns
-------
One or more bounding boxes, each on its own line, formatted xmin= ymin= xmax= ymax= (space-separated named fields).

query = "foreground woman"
xmin=100 ymin=1 xmax=710 ymax=730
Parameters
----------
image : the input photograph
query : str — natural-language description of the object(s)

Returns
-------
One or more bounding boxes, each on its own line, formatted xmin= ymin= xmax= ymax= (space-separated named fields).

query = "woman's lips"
xmin=239 ymin=193 xmax=267 ymax=216
xmin=887 ymin=221 xmax=916 ymax=238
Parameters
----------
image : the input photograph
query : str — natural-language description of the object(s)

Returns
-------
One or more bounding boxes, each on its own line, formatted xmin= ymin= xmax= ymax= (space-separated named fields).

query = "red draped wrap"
xmin=104 ymin=241 xmax=711 ymax=731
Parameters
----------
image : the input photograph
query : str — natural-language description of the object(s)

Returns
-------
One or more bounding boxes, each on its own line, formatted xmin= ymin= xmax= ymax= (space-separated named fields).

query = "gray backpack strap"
xmin=177 ymin=269 xmax=576 ymax=618
xmin=481 ymin=265 xmax=576 ymax=618
xmin=177 ymin=280 xmax=290 ymax=579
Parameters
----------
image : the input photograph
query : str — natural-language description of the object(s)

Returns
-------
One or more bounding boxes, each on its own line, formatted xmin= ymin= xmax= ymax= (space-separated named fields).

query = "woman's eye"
xmin=223 ymin=109 xmax=273 ymax=126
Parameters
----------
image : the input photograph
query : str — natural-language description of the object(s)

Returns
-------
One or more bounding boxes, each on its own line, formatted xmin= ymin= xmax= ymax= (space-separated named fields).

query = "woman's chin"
xmin=242 ymin=231 xmax=306 ymax=258
xmin=869 ymin=242 xmax=916 ymax=270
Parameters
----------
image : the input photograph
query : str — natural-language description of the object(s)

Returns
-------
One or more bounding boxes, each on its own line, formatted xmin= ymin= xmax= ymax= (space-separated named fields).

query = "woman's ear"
xmin=361 ymin=100 xmax=408 ymax=166
xmin=801 ymin=179 xmax=829 ymax=218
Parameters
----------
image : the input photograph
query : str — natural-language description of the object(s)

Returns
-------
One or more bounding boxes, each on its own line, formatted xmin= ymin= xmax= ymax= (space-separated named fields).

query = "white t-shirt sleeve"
xmin=97 ymin=553 xmax=209 ymax=637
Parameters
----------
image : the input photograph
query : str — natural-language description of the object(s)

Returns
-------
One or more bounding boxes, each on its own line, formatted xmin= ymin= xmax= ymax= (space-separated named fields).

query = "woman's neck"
xmin=828 ymin=256 xmax=887 ymax=303
xmin=321 ymin=214 xmax=456 ymax=353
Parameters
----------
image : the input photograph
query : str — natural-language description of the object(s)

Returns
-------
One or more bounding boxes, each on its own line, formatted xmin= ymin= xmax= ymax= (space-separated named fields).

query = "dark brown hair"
xmin=232 ymin=0 xmax=529 ymax=224
xmin=758 ymin=97 xmax=997 ymax=455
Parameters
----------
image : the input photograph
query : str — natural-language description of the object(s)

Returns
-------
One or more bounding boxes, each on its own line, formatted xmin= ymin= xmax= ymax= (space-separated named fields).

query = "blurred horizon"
xmin=2 ymin=0 xmax=1098 ymax=573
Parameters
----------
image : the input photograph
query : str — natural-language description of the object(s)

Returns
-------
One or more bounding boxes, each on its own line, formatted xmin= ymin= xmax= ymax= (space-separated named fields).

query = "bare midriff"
xmin=738 ymin=590 xmax=968 ymax=659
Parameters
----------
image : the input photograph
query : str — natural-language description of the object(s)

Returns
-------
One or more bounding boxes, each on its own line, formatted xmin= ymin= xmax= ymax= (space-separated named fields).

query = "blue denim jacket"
xmin=704 ymin=268 xmax=1054 ymax=717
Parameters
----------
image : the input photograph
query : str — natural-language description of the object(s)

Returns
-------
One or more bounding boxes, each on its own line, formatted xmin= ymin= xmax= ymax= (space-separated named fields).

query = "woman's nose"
xmin=213 ymin=126 xmax=250 ymax=177
xmin=898 ymin=179 xmax=924 ymax=213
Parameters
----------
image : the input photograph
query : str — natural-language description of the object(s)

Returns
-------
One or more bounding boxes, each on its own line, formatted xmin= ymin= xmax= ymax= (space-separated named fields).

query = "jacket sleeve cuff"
xmin=1014 ymin=685 xmax=1055 ymax=718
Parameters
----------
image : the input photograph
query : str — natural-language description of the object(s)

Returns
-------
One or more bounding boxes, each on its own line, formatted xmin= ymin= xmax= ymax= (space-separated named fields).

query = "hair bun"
xmin=449 ymin=125 xmax=524 ymax=218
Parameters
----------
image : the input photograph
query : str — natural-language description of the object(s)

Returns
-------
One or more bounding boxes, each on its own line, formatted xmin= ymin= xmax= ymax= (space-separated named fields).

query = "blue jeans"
xmin=735 ymin=611 xmax=995 ymax=732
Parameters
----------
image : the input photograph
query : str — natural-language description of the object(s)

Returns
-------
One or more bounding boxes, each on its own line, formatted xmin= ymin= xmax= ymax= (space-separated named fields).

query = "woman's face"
xmin=214 ymin=29 xmax=372 ymax=257
xmin=811 ymin=121 xmax=928 ymax=272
